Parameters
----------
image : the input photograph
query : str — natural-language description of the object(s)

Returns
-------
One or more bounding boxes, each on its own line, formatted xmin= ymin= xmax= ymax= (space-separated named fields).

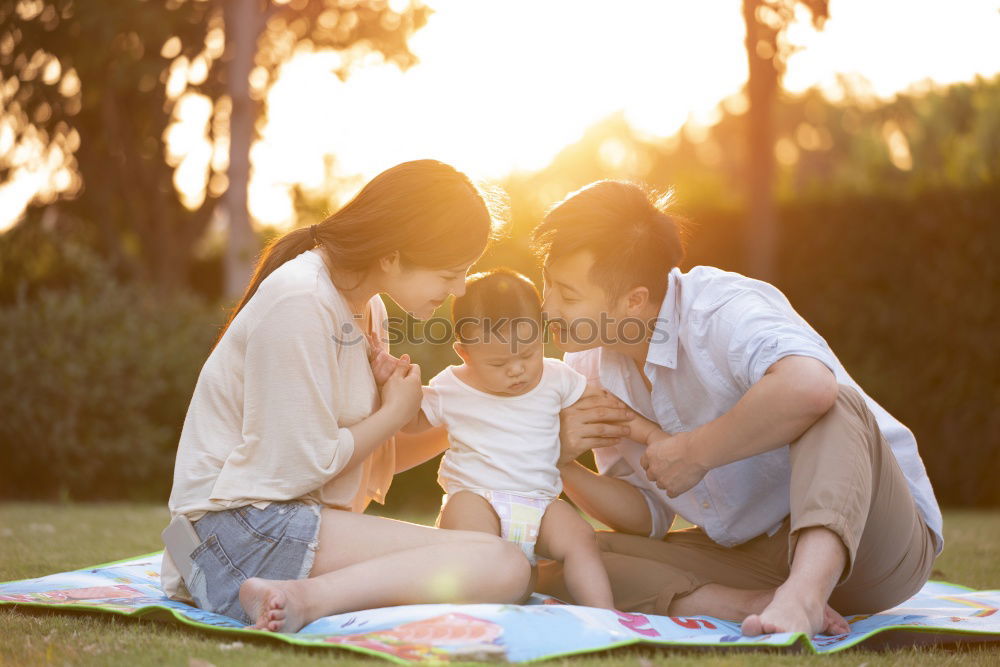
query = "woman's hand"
xmin=371 ymin=348 xmax=408 ymax=386
xmin=380 ymin=359 xmax=423 ymax=426
xmin=367 ymin=333 xmax=407 ymax=386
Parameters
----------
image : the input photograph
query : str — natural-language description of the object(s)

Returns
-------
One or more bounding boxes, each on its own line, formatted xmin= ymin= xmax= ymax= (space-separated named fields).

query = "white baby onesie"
xmin=421 ymin=357 xmax=588 ymax=562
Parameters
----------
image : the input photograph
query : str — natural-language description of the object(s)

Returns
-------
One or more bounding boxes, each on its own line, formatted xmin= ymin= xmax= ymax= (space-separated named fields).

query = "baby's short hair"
xmin=451 ymin=268 xmax=542 ymax=344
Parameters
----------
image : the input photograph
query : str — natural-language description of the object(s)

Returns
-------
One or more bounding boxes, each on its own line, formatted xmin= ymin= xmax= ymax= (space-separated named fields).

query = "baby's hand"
xmin=584 ymin=385 xmax=663 ymax=445
xmin=623 ymin=409 xmax=664 ymax=446
xmin=367 ymin=333 xmax=409 ymax=386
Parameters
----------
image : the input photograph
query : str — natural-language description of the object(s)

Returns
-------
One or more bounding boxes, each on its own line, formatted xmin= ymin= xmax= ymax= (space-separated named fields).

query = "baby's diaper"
xmin=442 ymin=489 xmax=553 ymax=564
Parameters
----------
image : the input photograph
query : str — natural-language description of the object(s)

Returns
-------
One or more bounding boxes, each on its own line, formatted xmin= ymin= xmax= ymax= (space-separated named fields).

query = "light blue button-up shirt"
xmin=563 ymin=266 xmax=944 ymax=554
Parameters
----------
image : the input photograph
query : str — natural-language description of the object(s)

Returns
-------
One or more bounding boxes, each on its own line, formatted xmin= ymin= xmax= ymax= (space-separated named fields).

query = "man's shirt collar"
xmin=644 ymin=268 xmax=680 ymax=370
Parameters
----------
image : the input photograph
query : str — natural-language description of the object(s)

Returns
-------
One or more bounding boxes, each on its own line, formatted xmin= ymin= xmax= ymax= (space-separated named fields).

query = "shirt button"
xmin=702 ymin=501 xmax=710 ymax=510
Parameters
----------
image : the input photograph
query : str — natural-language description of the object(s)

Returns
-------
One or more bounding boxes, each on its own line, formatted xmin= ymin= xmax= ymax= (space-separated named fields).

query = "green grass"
xmin=0 ymin=503 xmax=998 ymax=665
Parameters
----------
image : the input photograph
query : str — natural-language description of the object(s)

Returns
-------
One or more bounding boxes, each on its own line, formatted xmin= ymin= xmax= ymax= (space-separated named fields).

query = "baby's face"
xmin=456 ymin=320 xmax=545 ymax=396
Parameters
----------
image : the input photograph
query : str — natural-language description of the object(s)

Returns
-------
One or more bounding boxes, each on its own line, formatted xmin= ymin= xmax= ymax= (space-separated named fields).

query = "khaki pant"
xmin=539 ymin=385 xmax=937 ymax=616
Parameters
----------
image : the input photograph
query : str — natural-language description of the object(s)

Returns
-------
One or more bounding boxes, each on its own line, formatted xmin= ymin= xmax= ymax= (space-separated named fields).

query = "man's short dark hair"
xmin=531 ymin=180 xmax=687 ymax=304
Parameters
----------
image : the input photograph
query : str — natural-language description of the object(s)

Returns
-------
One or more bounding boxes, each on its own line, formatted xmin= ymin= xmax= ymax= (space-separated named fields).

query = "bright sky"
xmin=2 ymin=0 xmax=999 ymax=231
xmin=249 ymin=0 xmax=1000 ymax=226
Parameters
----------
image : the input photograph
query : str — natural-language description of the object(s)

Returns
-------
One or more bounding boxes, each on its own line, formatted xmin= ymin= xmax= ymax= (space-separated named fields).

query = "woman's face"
xmin=385 ymin=257 xmax=478 ymax=320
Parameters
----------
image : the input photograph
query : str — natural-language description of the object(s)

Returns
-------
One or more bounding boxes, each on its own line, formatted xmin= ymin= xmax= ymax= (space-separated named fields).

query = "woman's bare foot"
xmin=741 ymin=584 xmax=850 ymax=636
xmin=239 ymin=578 xmax=308 ymax=633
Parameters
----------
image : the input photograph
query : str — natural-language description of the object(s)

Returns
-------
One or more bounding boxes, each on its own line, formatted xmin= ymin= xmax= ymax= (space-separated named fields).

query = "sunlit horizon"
xmin=2 ymin=0 xmax=1000 ymax=232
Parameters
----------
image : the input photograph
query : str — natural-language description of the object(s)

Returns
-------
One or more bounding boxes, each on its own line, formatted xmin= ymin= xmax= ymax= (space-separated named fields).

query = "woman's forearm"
xmin=560 ymin=461 xmax=652 ymax=536
xmin=343 ymin=406 xmax=409 ymax=472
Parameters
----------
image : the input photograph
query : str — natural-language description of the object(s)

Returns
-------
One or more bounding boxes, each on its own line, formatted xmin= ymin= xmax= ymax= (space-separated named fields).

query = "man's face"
xmin=542 ymin=251 xmax=625 ymax=352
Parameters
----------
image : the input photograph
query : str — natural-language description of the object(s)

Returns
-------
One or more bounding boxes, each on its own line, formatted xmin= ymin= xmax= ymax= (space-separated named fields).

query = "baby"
xmin=376 ymin=269 xmax=614 ymax=609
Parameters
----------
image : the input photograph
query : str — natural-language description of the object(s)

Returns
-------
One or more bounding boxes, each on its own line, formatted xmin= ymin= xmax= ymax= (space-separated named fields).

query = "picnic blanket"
xmin=2 ymin=552 xmax=998 ymax=662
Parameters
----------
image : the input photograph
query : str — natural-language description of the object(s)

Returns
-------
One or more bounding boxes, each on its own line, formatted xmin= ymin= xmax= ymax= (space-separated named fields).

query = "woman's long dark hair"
xmin=215 ymin=159 xmax=500 ymax=346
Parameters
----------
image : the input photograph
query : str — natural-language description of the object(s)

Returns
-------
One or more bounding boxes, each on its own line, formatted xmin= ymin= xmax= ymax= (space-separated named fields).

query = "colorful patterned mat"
xmin=1 ymin=552 xmax=998 ymax=662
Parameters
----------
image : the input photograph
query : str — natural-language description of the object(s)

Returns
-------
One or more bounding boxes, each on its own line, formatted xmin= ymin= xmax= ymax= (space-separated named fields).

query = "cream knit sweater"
xmin=162 ymin=249 xmax=395 ymax=601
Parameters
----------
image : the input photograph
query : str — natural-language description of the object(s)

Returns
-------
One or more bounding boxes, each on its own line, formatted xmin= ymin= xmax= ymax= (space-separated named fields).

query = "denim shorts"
xmin=187 ymin=501 xmax=322 ymax=624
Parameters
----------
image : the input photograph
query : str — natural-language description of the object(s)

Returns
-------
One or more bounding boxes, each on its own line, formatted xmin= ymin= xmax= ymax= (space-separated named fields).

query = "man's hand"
xmin=558 ymin=383 xmax=633 ymax=466
xmin=639 ymin=430 xmax=709 ymax=497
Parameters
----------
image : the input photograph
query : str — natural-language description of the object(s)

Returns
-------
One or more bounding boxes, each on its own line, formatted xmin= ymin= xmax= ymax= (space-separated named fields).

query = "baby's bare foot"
xmin=239 ymin=578 xmax=307 ymax=633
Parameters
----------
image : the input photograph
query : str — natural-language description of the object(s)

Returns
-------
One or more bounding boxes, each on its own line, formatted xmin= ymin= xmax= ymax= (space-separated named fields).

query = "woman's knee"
xmin=443 ymin=526 xmax=501 ymax=545
xmin=479 ymin=539 xmax=532 ymax=601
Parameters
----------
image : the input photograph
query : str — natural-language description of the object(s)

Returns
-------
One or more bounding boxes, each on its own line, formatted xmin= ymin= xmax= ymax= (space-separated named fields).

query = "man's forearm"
xmin=693 ymin=356 xmax=839 ymax=470
xmin=560 ymin=461 xmax=652 ymax=536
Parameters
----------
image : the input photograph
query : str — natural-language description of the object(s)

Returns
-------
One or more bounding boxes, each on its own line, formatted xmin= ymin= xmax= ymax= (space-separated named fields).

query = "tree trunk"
xmin=222 ymin=0 xmax=262 ymax=301
xmin=742 ymin=0 xmax=779 ymax=282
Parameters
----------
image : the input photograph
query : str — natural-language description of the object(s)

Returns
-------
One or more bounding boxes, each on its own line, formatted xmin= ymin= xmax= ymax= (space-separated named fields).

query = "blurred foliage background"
xmin=1 ymin=0 xmax=997 ymax=512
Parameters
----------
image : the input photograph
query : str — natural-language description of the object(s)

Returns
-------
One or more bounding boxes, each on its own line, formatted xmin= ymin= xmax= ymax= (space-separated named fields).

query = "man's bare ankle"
xmin=745 ymin=589 xmax=774 ymax=617
xmin=774 ymin=580 xmax=827 ymax=613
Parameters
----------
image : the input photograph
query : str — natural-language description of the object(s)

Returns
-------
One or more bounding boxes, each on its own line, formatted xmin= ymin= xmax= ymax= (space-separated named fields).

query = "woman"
xmin=162 ymin=160 xmax=531 ymax=633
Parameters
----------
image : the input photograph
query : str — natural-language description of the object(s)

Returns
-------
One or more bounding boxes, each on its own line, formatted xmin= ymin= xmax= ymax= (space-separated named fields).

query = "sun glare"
xmin=246 ymin=0 xmax=1000 ymax=228
xmin=249 ymin=0 xmax=748 ymax=226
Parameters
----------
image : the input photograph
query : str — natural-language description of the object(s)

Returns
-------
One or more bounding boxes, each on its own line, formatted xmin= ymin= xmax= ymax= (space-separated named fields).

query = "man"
xmin=534 ymin=180 xmax=942 ymax=636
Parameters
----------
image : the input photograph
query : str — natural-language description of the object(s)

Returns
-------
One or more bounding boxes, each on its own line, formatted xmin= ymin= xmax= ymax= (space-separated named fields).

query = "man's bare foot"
xmin=743 ymin=589 xmax=849 ymax=636
xmin=669 ymin=585 xmax=848 ymax=636
xmin=239 ymin=578 xmax=308 ymax=633
xmin=741 ymin=585 xmax=849 ymax=636
xmin=822 ymin=606 xmax=851 ymax=635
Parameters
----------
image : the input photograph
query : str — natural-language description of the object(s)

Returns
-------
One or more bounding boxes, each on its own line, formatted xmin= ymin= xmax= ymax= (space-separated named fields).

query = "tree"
xmin=1 ymin=0 xmax=218 ymax=291
xmin=0 ymin=0 xmax=429 ymax=296
xmin=741 ymin=0 xmax=828 ymax=280
xmin=218 ymin=0 xmax=430 ymax=299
